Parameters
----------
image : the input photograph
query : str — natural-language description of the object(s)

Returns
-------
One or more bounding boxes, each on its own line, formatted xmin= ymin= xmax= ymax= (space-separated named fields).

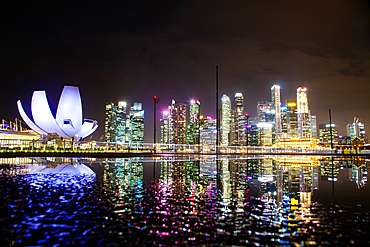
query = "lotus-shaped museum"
xmin=17 ymin=85 xmax=98 ymax=139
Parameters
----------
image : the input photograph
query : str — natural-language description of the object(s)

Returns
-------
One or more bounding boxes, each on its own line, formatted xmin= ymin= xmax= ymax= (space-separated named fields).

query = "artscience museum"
xmin=17 ymin=85 xmax=98 ymax=140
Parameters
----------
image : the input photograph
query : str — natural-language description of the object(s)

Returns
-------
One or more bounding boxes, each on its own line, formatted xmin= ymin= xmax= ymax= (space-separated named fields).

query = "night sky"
xmin=1 ymin=1 xmax=369 ymax=142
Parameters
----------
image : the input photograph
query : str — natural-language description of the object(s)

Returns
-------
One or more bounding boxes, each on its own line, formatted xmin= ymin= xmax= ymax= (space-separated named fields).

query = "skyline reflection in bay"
xmin=1 ymin=155 xmax=369 ymax=245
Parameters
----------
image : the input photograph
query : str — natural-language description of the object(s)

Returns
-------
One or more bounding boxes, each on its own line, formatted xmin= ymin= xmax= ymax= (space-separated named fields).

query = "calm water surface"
xmin=1 ymin=155 xmax=370 ymax=246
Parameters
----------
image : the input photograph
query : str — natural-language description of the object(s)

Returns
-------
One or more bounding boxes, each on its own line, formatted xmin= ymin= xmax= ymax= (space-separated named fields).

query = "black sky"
xmin=1 ymin=0 xmax=369 ymax=141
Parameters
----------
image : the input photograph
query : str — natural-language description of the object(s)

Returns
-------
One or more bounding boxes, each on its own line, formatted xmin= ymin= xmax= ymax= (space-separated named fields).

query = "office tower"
xmin=319 ymin=123 xmax=338 ymax=146
xmin=129 ymin=102 xmax=144 ymax=143
xmin=169 ymin=100 xmax=187 ymax=144
xmin=105 ymin=101 xmax=116 ymax=142
xmin=310 ymin=115 xmax=317 ymax=138
xmin=235 ymin=93 xmax=244 ymax=117
xmin=247 ymin=124 xmax=259 ymax=146
xmin=189 ymin=100 xmax=200 ymax=122
xmin=286 ymin=100 xmax=298 ymax=138
xmin=160 ymin=110 xmax=170 ymax=144
xmin=271 ymin=85 xmax=282 ymax=139
xmin=297 ymin=87 xmax=311 ymax=138
xmin=347 ymin=117 xmax=367 ymax=141
xmin=257 ymin=122 xmax=273 ymax=146
xmin=234 ymin=93 xmax=246 ymax=146
xmin=116 ymin=101 xmax=127 ymax=142
xmin=105 ymin=100 xmax=132 ymax=143
xmin=186 ymin=100 xmax=201 ymax=144
xmin=257 ymin=101 xmax=274 ymax=123
xmin=200 ymin=116 xmax=217 ymax=145
xmin=281 ymin=105 xmax=288 ymax=138
xmin=221 ymin=94 xmax=232 ymax=146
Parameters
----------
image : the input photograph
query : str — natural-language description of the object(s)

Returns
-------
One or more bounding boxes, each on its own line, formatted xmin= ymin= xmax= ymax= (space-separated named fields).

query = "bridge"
xmin=0 ymin=138 xmax=341 ymax=157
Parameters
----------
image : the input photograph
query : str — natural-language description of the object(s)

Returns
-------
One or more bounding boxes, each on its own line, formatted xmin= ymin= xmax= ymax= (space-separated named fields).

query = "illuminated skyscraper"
xmin=257 ymin=101 xmax=274 ymax=123
xmin=281 ymin=105 xmax=288 ymax=138
xmin=297 ymin=87 xmax=311 ymax=138
xmin=200 ymin=116 xmax=217 ymax=145
xmin=169 ymin=100 xmax=187 ymax=144
xmin=310 ymin=115 xmax=317 ymax=138
xmin=160 ymin=110 xmax=169 ymax=144
xmin=105 ymin=101 xmax=115 ymax=142
xmin=189 ymin=100 xmax=200 ymax=122
xmin=271 ymin=85 xmax=282 ymax=139
xmin=129 ymin=102 xmax=144 ymax=143
xmin=235 ymin=93 xmax=244 ymax=117
xmin=347 ymin=117 xmax=367 ymax=141
xmin=221 ymin=94 xmax=232 ymax=145
xmin=116 ymin=101 xmax=127 ymax=142
xmin=234 ymin=93 xmax=246 ymax=146
xmin=319 ymin=123 xmax=338 ymax=146
xmin=286 ymin=100 xmax=298 ymax=138
xmin=186 ymin=100 xmax=201 ymax=144
xmin=105 ymin=100 xmax=135 ymax=143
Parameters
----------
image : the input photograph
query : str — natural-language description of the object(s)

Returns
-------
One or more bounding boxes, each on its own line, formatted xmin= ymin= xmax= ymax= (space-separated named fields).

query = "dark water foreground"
xmin=1 ymin=157 xmax=370 ymax=246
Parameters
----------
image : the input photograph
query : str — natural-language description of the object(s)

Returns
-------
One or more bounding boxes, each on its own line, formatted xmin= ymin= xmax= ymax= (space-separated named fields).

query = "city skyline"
xmin=0 ymin=1 xmax=369 ymax=142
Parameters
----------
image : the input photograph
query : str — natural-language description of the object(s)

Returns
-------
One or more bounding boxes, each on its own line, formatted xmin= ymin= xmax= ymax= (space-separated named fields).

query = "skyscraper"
xmin=286 ymin=100 xmax=298 ymax=138
xmin=235 ymin=93 xmax=244 ymax=117
xmin=271 ymin=85 xmax=282 ymax=139
xmin=169 ymin=100 xmax=187 ymax=144
xmin=297 ymin=87 xmax=311 ymax=138
xmin=310 ymin=115 xmax=317 ymax=138
xmin=160 ymin=110 xmax=169 ymax=144
xmin=257 ymin=101 xmax=274 ymax=123
xmin=189 ymin=99 xmax=200 ymax=122
xmin=347 ymin=117 xmax=367 ymax=141
xmin=221 ymin=94 xmax=232 ymax=146
xmin=116 ymin=101 xmax=127 ymax=142
xmin=105 ymin=100 xmax=140 ymax=143
xmin=186 ymin=100 xmax=201 ymax=144
xmin=105 ymin=101 xmax=116 ymax=142
xmin=234 ymin=93 xmax=246 ymax=146
xmin=129 ymin=102 xmax=144 ymax=143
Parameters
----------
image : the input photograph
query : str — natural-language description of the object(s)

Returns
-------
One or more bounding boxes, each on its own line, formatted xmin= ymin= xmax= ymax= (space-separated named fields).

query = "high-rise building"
xmin=310 ymin=115 xmax=317 ymax=138
xmin=200 ymin=116 xmax=217 ymax=145
xmin=129 ymin=102 xmax=144 ymax=143
xmin=221 ymin=94 xmax=232 ymax=146
xmin=160 ymin=110 xmax=170 ymax=144
xmin=116 ymin=101 xmax=127 ymax=142
xmin=235 ymin=93 xmax=244 ymax=117
xmin=271 ymin=85 xmax=282 ymax=139
xmin=105 ymin=101 xmax=116 ymax=142
xmin=169 ymin=100 xmax=187 ymax=144
xmin=281 ymin=105 xmax=288 ymax=138
xmin=286 ymin=100 xmax=298 ymax=138
xmin=186 ymin=100 xmax=201 ymax=144
xmin=297 ymin=87 xmax=311 ymax=138
xmin=257 ymin=101 xmax=274 ymax=123
xmin=347 ymin=117 xmax=367 ymax=142
xmin=234 ymin=93 xmax=246 ymax=146
xmin=319 ymin=123 xmax=338 ymax=146
xmin=105 ymin=100 xmax=141 ymax=143
xmin=257 ymin=122 xmax=273 ymax=146
xmin=189 ymin=100 xmax=200 ymax=122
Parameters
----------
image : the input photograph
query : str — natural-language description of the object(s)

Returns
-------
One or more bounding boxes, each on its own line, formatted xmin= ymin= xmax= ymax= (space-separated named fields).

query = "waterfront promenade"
xmin=0 ymin=138 xmax=362 ymax=158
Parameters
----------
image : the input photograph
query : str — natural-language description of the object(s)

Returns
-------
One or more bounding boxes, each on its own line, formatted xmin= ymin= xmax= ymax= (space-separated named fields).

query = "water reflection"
xmin=1 ymin=156 xmax=370 ymax=245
